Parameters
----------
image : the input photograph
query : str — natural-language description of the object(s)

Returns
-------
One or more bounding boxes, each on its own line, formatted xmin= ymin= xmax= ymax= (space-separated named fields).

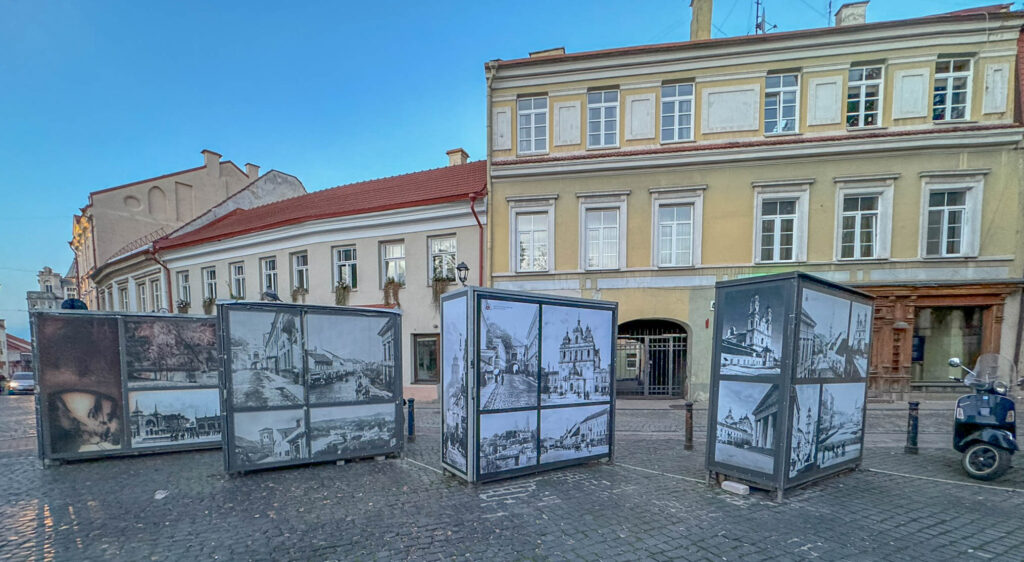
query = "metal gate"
xmin=616 ymin=320 xmax=687 ymax=397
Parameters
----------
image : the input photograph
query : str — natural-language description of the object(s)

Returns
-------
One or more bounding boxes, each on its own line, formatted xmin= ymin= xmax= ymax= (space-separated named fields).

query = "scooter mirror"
xmin=948 ymin=357 xmax=962 ymax=368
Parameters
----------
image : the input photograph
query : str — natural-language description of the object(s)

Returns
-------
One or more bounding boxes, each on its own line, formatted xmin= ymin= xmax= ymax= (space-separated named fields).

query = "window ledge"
xmin=516 ymin=151 xmax=550 ymax=157
xmin=586 ymin=145 xmax=620 ymax=151
xmin=846 ymin=125 xmax=887 ymax=132
xmin=764 ymin=131 xmax=802 ymax=137
xmin=513 ymin=270 xmax=554 ymax=276
xmin=654 ymin=264 xmax=699 ymax=270
xmin=660 ymin=138 xmax=696 ymax=145
xmin=932 ymin=119 xmax=977 ymax=125
xmin=919 ymin=255 xmax=979 ymax=261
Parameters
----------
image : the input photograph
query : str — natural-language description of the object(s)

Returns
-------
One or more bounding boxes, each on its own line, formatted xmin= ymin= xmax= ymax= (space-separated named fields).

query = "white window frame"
xmin=428 ymin=236 xmax=457 ymax=284
xmin=260 ymin=257 xmax=278 ymax=294
xmin=119 ymin=286 xmax=129 ymax=311
xmin=137 ymin=281 xmax=148 ymax=312
xmin=291 ymin=252 xmax=309 ymax=291
xmin=919 ymin=171 xmax=985 ymax=259
xmin=846 ymin=65 xmax=884 ymax=128
xmin=587 ymin=90 xmax=620 ymax=149
xmin=230 ymin=262 xmax=246 ymax=299
xmin=932 ymin=58 xmax=973 ymax=122
xmin=202 ymin=267 xmax=217 ymax=300
xmin=660 ymin=83 xmax=695 ymax=143
xmin=651 ymin=187 xmax=704 ymax=268
xmin=150 ymin=278 xmax=162 ymax=312
xmin=332 ymin=246 xmax=358 ymax=289
xmin=834 ymin=178 xmax=895 ymax=261
xmin=578 ymin=192 xmax=628 ymax=271
xmin=380 ymin=241 xmax=406 ymax=287
xmin=517 ymin=96 xmax=548 ymax=155
xmin=764 ymin=73 xmax=800 ymax=135
xmin=753 ymin=183 xmax=810 ymax=264
xmin=177 ymin=271 xmax=191 ymax=304
xmin=508 ymin=196 xmax=557 ymax=274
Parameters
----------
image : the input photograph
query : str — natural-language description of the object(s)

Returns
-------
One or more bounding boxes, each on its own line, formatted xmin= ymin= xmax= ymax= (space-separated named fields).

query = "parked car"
xmin=8 ymin=372 xmax=36 ymax=394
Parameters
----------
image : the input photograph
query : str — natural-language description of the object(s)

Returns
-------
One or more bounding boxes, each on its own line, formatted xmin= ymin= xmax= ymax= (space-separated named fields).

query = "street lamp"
xmin=456 ymin=262 xmax=470 ymax=286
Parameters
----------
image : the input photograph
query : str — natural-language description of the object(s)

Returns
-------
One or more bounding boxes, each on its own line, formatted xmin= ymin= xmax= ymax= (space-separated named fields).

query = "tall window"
xmin=137 ymin=282 xmax=148 ymax=312
xmin=516 ymin=212 xmax=549 ymax=272
xmin=517 ymin=97 xmax=548 ymax=154
xmin=925 ymin=190 xmax=967 ymax=256
xmin=177 ymin=271 xmax=191 ymax=304
xmin=759 ymin=199 xmax=798 ymax=262
xmin=381 ymin=242 xmax=405 ymax=286
xmin=840 ymin=195 xmax=879 ymax=259
xmin=66 ymin=287 xmax=78 ymax=299
xmin=119 ymin=287 xmax=129 ymax=310
xmin=656 ymin=204 xmax=694 ymax=267
xmin=231 ymin=262 xmax=245 ymax=299
xmin=150 ymin=279 xmax=162 ymax=311
xmin=44 ymin=283 xmax=53 ymax=293
xmin=333 ymin=247 xmax=357 ymax=289
xmin=260 ymin=257 xmax=278 ymax=293
xmin=846 ymin=66 xmax=882 ymax=128
xmin=933 ymin=58 xmax=971 ymax=122
xmin=291 ymin=253 xmax=308 ymax=290
xmin=587 ymin=90 xmax=619 ymax=148
xmin=765 ymin=74 xmax=799 ymax=134
xmin=429 ymin=237 xmax=457 ymax=282
xmin=584 ymin=209 xmax=620 ymax=269
xmin=203 ymin=267 xmax=217 ymax=299
xmin=661 ymin=83 xmax=694 ymax=142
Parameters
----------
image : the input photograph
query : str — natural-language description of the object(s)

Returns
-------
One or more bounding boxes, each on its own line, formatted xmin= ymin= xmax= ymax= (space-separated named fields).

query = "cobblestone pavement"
xmin=2 ymin=394 xmax=1023 ymax=561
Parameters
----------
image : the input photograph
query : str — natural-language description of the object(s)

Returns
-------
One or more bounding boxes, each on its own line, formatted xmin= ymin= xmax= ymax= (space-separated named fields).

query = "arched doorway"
xmin=616 ymin=319 xmax=688 ymax=398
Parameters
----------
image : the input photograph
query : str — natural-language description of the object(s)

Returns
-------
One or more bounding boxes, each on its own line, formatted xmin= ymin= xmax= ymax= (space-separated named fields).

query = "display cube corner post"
xmin=705 ymin=272 xmax=874 ymax=495
xmin=439 ymin=287 xmax=618 ymax=483
xmin=218 ymin=302 xmax=404 ymax=474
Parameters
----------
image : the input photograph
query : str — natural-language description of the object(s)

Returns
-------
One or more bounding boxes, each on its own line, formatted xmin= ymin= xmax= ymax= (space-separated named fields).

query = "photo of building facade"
xmin=541 ymin=306 xmax=612 ymax=405
xmin=231 ymin=409 xmax=309 ymax=467
xmin=309 ymin=403 xmax=397 ymax=460
xmin=479 ymin=410 xmax=538 ymax=474
xmin=478 ymin=299 xmax=539 ymax=410
xmin=442 ymin=296 xmax=469 ymax=472
xmin=719 ymin=287 xmax=785 ymax=376
xmin=797 ymin=289 xmax=852 ymax=378
xmin=305 ymin=313 xmax=396 ymax=404
xmin=817 ymin=383 xmax=866 ymax=468
xmin=789 ymin=384 xmax=821 ymax=477
xmin=128 ymin=389 xmax=221 ymax=448
xmin=228 ymin=309 xmax=304 ymax=408
xmin=540 ymin=405 xmax=609 ymax=463
xmin=714 ymin=381 xmax=778 ymax=474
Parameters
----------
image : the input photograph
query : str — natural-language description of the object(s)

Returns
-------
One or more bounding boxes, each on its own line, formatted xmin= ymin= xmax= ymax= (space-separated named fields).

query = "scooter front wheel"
xmin=962 ymin=443 xmax=1012 ymax=481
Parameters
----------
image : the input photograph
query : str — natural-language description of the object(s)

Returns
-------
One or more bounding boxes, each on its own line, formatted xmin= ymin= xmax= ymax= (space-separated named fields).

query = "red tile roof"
xmin=156 ymin=161 xmax=487 ymax=251
xmin=6 ymin=333 xmax=31 ymax=352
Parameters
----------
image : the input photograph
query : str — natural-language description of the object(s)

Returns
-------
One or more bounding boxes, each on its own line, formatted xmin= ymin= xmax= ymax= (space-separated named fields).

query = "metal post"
xmin=904 ymin=401 xmax=919 ymax=454
xmin=407 ymin=398 xmax=415 ymax=442
xmin=684 ymin=401 xmax=694 ymax=451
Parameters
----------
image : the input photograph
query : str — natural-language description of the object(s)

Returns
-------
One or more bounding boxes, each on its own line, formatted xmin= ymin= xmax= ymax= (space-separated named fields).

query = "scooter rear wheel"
xmin=962 ymin=443 xmax=1012 ymax=481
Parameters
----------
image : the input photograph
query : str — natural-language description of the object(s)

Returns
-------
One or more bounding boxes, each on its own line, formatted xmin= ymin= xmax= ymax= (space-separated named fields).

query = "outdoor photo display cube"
xmin=440 ymin=287 xmax=616 ymax=483
xmin=219 ymin=302 xmax=403 ymax=473
xmin=32 ymin=311 xmax=222 ymax=462
xmin=706 ymin=272 xmax=874 ymax=497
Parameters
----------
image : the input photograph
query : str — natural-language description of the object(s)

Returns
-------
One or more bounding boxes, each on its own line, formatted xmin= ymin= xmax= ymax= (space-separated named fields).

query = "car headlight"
xmin=994 ymin=381 xmax=1008 ymax=394
xmin=8 ymin=382 xmax=18 ymax=388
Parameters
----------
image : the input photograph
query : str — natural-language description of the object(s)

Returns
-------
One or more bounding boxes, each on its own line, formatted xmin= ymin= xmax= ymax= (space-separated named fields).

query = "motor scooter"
xmin=948 ymin=354 xmax=1019 ymax=481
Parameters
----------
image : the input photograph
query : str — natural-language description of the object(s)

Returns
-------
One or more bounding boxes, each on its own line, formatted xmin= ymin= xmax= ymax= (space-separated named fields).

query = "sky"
xmin=0 ymin=0 xmax=1004 ymax=338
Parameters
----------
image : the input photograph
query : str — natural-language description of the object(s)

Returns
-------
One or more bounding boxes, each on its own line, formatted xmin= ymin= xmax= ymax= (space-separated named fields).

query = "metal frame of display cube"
xmin=440 ymin=287 xmax=617 ymax=483
xmin=705 ymin=272 xmax=874 ymax=499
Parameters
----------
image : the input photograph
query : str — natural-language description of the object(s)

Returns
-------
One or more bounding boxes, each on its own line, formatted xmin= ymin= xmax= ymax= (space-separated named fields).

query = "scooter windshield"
xmin=965 ymin=353 xmax=1017 ymax=387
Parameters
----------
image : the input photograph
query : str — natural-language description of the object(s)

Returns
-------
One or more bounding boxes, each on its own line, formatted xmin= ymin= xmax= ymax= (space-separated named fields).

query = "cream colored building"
xmin=485 ymin=2 xmax=1024 ymax=400
xmin=26 ymin=265 xmax=78 ymax=311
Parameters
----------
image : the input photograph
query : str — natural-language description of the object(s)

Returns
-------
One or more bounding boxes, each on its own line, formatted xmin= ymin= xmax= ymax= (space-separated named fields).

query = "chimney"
xmin=202 ymin=149 xmax=222 ymax=170
xmin=835 ymin=1 xmax=868 ymax=26
xmin=690 ymin=0 xmax=713 ymax=41
xmin=446 ymin=148 xmax=469 ymax=166
xmin=529 ymin=47 xmax=566 ymax=58
xmin=245 ymin=163 xmax=260 ymax=179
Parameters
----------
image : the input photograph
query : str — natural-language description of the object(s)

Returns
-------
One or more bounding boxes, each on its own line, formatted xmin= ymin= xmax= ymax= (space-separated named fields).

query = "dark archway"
xmin=617 ymin=319 xmax=689 ymax=398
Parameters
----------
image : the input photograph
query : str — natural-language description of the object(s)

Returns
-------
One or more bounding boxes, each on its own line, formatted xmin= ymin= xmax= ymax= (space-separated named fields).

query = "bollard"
xmin=684 ymin=401 xmax=694 ymax=451
xmin=407 ymin=398 xmax=416 ymax=442
xmin=904 ymin=400 xmax=919 ymax=454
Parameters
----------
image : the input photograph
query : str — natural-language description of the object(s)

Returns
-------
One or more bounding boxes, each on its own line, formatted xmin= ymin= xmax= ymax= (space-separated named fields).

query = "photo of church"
xmin=714 ymin=381 xmax=779 ymax=474
xmin=718 ymin=285 xmax=785 ymax=376
xmin=541 ymin=305 xmax=612 ymax=406
xmin=846 ymin=302 xmax=872 ymax=378
xmin=442 ymin=296 xmax=469 ymax=472
xmin=128 ymin=388 xmax=221 ymax=449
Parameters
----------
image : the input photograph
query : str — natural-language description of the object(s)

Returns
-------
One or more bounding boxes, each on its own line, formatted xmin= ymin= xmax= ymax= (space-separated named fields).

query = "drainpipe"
xmin=469 ymin=191 xmax=485 ymax=286
xmin=484 ymin=59 xmax=498 ymax=289
xmin=150 ymin=249 xmax=174 ymax=312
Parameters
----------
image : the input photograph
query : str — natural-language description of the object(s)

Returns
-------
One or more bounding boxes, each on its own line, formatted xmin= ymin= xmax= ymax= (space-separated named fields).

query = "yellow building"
xmin=484 ymin=2 xmax=1024 ymax=401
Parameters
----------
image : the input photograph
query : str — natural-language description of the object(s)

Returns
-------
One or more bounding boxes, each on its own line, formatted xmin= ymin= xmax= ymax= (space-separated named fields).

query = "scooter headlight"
xmin=994 ymin=381 xmax=1008 ymax=395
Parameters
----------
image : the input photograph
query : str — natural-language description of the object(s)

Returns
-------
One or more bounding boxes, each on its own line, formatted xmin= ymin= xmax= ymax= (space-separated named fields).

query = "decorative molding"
xmin=649 ymin=184 xmax=708 ymax=194
xmin=550 ymin=87 xmax=587 ymax=97
xmin=621 ymin=81 xmax=661 ymax=90
xmin=506 ymin=193 xmax=560 ymax=202
xmin=834 ymin=172 xmax=900 ymax=183
xmin=807 ymin=76 xmax=843 ymax=125
xmin=979 ymin=49 xmax=1017 ymax=58
xmin=492 ymin=93 xmax=517 ymax=102
xmin=888 ymin=54 xmax=938 ymax=64
xmin=918 ymin=168 xmax=991 ymax=177
xmin=701 ymin=84 xmax=760 ymax=133
xmin=803 ymin=63 xmax=850 ymax=73
xmin=751 ymin=178 xmax=815 ymax=188
xmin=892 ymin=68 xmax=930 ymax=119
xmin=695 ymin=70 xmax=767 ymax=83
xmin=597 ymin=275 xmax=717 ymax=289
xmin=575 ymin=189 xmax=631 ymax=199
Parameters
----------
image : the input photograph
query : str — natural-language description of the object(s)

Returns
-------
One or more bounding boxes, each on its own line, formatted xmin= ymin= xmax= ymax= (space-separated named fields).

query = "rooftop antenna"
xmin=754 ymin=0 xmax=777 ymax=34
xmin=827 ymin=0 xmax=833 ymax=25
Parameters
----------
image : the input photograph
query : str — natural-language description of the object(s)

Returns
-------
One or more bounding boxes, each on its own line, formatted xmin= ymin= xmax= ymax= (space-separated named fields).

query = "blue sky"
xmin=0 ymin=0 xmax=1002 ymax=337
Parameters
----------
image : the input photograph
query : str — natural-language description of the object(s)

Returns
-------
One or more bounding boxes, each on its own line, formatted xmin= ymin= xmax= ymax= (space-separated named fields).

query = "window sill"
xmin=586 ymin=145 xmax=620 ymax=151
xmin=654 ymin=264 xmax=699 ymax=270
xmin=753 ymin=260 xmax=805 ymax=266
xmin=583 ymin=267 xmax=622 ymax=272
xmin=660 ymin=138 xmax=696 ymax=145
xmin=846 ymin=125 xmax=887 ymax=132
xmin=932 ymin=119 xmax=976 ymax=125
xmin=513 ymin=270 xmax=554 ymax=276
xmin=517 ymin=151 xmax=550 ymax=157
xmin=919 ymin=254 xmax=978 ymax=261
xmin=765 ymin=131 xmax=802 ymax=137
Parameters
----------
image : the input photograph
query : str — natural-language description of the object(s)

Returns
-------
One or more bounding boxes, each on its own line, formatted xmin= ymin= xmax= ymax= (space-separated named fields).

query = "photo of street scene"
xmin=124 ymin=318 xmax=218 ymax=387
xmin=309 ymin=403 xmax=397 ymax=460
xmin=797 ymin=289 xmax=851 ymax=378
xmin=442 ymin=296 xmax=468 ymax=472
xmin=541 ymin=305 xmax=613 ymax=405
xmin=540 ymin=405 xmax=609 ymax=463
xmin=816 ymin=383 xmax=865 ymax=468
xmin=305 ymin=313 xmax=396 ymax=404
xmin=845 ymin=302 xmax=871 ymax=378
xmin=227 ymin=309 xmax=304 ymax=408
xmin=479 ymin=299 xmax=539 ymax=410
xmin=719 ymin=285 xmax=785 ymax=376
xmin=714 ymin=381 xmax=778 ymax=474
xmin=479 ymin=410 xmax=537 ymax=474
xmin=36 ymin=315 xmax=125 ymax=454
xmin=789 ymin=384 xmax=820 ymax=478
xmin=231 ymin=409 xmax=308 ymax=468
xmin=128 ymin=389 xmax=221 ymax=449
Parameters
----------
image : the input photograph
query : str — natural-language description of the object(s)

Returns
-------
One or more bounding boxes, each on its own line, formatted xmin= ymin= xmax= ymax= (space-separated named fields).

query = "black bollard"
xmin=407 ymin=398 xmax=416 ymax=442
xmin=904 ymin=400 xmax=919 ymax=454
xmin=684 ymin=401 xmax=694 ymax=451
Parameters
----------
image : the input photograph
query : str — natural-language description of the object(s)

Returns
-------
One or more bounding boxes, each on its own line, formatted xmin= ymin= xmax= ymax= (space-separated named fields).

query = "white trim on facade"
xmin=752 ymin=182 xmax=811 ymax=264
xmin=918 ymin=170 xmax=986 ymax=259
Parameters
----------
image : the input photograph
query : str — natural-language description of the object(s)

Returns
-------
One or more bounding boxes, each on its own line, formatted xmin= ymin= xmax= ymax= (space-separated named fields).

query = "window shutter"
xmin=493 ymin=106 xmax=512 ymax=151
xmin=983 ymin=63 xmax=1009 ymax=114
xmin=892 ymin=68 xmax=930 ymax=119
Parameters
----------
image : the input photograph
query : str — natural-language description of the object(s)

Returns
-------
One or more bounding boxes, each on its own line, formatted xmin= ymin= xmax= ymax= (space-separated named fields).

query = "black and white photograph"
xmin=442 ymin=296 xmax=469 ymax=472
xmin=719 ymin=285 xmax=785 ymax=376
xmin=309 ymin=403 xmax=397 ymax=460
xmin=816 ymin=382 xmax=865 ymax=468
xmin=714 ymin=381 xmax=779 ymax=474
xmin=478 ymin=299 xmax=539 ymax=410
xmin=128 ymin=389 xmax=221 ymax=448
xmin=845 ymin=302 xmax=871 ymax=378
xmin=788 ymin=384 xmax=820 ymax=478
xmin=36 ymin=315 xmax=125 ymax=454
xmin=797 ymin=289 xmax=851 ymax=378
xmin=227 ymin=309 xmax=304 ymax=408
xmin=124 ymin=318 xmax=218 ymax=387
xmin=231 ymin=408 xmax=308 ymax=467
xmin=479 ymin=410 xmax=538 ymax=474
xmin=305 ymin=313 xmax=396 ymax=404
xmin=541 ymin=305 xmax=613 ymax=405
xmin=540 ymin=405 xmax=609 ymax=463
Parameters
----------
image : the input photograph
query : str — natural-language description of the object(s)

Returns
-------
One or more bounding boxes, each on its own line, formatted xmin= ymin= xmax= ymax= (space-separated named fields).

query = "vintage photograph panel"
xmin=478 ymin=299 xmax=540 ymax=411
xmin=128 ymin=389 xmax=221 ymax=449
xmin=540 ymin=405 xmax=610 ymax=464
xmin=714 ymin=381 xmax=779 ymax=475
xmin=36 ymin=314 xmax=125 ymax=455
xmin=718 ymin=284 xmax=786 ymax=376
xmin=817 ymin=383 xmax=865 ymax=468
xmin=789 ymin=384 xmax=821 ymax=478
xmin=845 ymin=301 xmax=872 ymax=378
xmin=305 ymin=313 xmax=397 ymax=405
xmin=540 ymin=305 xmax=613 ymax=406
xmin=124 ymin=317 xmax=218 ymax=388
xmin=309 ymin=403 xmax=397 ymax=460
xmin=230 ymin=408 xmax=308 ymax=468
xmin=797 ymin=289 xmax=852 ymax=379
xmin=227 ymin=308 xmax=304 ymax=409
xmin=442 ymin=296 xmax=469 ymax=472
xmin=479 ymin=410 xmax=538 ymax=474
